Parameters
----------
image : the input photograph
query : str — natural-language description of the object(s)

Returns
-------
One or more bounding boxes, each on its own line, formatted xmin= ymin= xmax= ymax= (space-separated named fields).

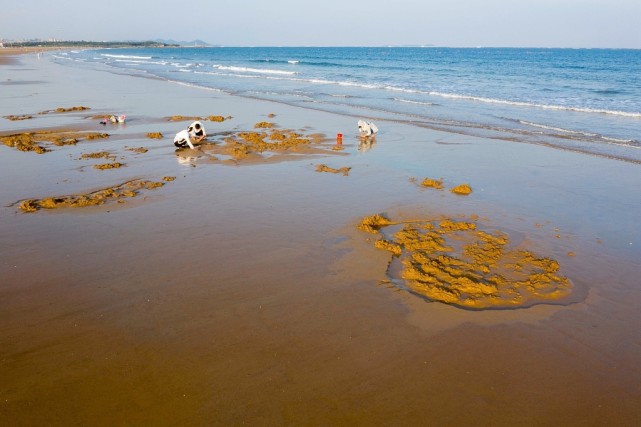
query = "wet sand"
xmin=1 ymin=52 xmax=641 ymax=426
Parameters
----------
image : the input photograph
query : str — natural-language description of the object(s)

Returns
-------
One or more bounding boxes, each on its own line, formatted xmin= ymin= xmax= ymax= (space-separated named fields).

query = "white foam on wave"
xmin=171 ymin=80 xmax=225 ymax=93
xmin=601 ymin=136 xmax=638 ymax=145
xmin=102 ymin=54 xmax=153 ymax=60
xmin=114 ymin=59 xmax=168 ymax=65
xmin=108 ymin=55 xmax=638 ymax=120
xmin=288 ymin=60 xmax=299 ymax=64
xmin=519 ymin=120 xmax=598 ymax=136
xmin=213 ymin=65 xmax=297 ymax=76
xmin=519 ymin=120 xmax=638 ymax=147
xmin=426 ymin=91 xmax=641 ymax=118
xmin=394 ymin=98 xmax=435 ymax=106
xmin=170 ymin=62 xmax=194 ymax=68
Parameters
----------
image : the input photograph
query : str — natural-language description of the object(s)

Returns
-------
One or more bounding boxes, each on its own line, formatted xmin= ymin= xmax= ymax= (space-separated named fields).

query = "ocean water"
xmin=54 ymin=47 xmax=641 ymax=163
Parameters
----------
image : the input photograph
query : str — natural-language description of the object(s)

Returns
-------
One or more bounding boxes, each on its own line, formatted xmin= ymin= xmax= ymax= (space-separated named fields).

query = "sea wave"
xmin=394 ymin=98 xmax=436 ymax=106
xmin=213 ymin=65 xmax=297 ymax=75
xmin=424 ymin=91 xmax=641 ymax=118
xmin=114 ymin=59 xmax=168 ymax=65
xmin=517 ymin=120 xmax=638 ymax=147
xmin=173 ymin=67 xmax=641 ymax=119
xmin=102 ymin=54 xmax=153 ymax=60
xmin=518 ymin=120 xmax=599 ymax=136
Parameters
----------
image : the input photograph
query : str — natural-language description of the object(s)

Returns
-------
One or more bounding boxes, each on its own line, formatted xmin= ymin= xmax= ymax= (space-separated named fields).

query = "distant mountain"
xmin=154 ymin=39 xmax=216 ymax=47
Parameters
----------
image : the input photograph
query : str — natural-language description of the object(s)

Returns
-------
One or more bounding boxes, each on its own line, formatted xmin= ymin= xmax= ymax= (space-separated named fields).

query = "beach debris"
xmin=80 ymin=151 xmax=117 ymax=161
xmin=100 ymin=114 xmax=126 ymax=125
xmin=220 ymin=128 xmax=312 ymax=159
xmin=254 ymin=121 xmax=275 ymax=129
xmin=358 ymin=214 xmax=392 ymax=234
xmin=315 ymin=164 xmax=351 ymax=176
xmin=16 ymin=179 xmax=168 ymax=212
xmin=450 ymin=184 xmax=472 ymax=195
xmin=55 ymin=106 xmax=91 ymax=113
xmin=0 ymin=130 xmax=109 ymax=154
xmin=93 ymin=162 xmax=124 ymax=170
xmin=358 ymin=214 xmax=574 ymax=309
xmin=421 ymin=177 xmax=444 ymax=190
xmin=34 ymin=106 xmax=91 ymax=115
xmin=167 ymin=115 xmax=229 ymax=122
xmin=3 ymin=107 xmax=90 ymax=120
xmin=126 ymin=147 xmax=149 ymax=154
xmin=358 ymin=120 xmax=378 ymax=138
xmin=146 ymin=132 xmax=163 ymax=139
xmin=3 ymin=114 xmax=33 ymax=121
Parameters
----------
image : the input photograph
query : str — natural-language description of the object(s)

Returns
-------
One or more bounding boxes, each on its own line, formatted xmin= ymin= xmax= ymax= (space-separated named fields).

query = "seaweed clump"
xmin=167 ymin=115 xmax=229 ymax=122
xmin=221 ymin=128 xmax=313 ymax=160
xmin=80 ymin=151 xmax=116 ymax=161
xmin=315 ymin=164 xmax=351 ymax=176
xmin=17 ymin=179 xmax=167 ymax=212
xmin=358 ymin=214 xmax=392 ymax=234
xmin=37 ymin=106 xmax=91 ymax=114
xmin=93 ymin=162 xmax=124 ymax=170
xmin=3 ymin=114 xmax=33 ymax=121
xmin=254 ymin=121 xmax=275 ymax=129
xmin=451 ymin=184 xmax=472 ymax=195
xmin=421 ymin=177 xmax=444 ymax=190
xmin=358 ymin=214 xmax=573 ymax=309
xmin=1 ymin=131 xmax=109 ymax=154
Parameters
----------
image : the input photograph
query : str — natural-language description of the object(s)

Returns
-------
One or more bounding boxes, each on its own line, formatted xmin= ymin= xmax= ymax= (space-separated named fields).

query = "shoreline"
xmin=2 ymin=52 xmax=641 ymax=425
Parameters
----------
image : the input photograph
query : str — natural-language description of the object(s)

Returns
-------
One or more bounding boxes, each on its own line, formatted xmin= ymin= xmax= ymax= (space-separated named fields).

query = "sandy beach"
xmin=2 ymin=50 xmax=641 ymax=426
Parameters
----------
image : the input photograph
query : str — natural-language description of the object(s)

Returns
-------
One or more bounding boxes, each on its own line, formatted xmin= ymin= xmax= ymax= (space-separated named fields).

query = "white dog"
xmin=358 ymin=120 xmax=378 ymax=138
xmin=174 ymin=121 xmax=207 ymax=149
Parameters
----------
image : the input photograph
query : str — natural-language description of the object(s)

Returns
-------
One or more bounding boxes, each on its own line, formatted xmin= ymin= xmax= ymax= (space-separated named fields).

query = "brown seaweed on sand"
xmin=17 ymin=179 xmax=168 ymax=212
xmin=3 ymin=114 xmax=33 ymax=121
xmin=1 ymin=130 xmax=109 ymax=154
xmin=167 ymin=115 xmax=229 ymax=122
xmin=38 ymin=106 xmax=91 ymax=114
xmin=93 ymin=162 xmax=124 ymax=170
xmin=216 ymin=128 xmax=316 ymax=160
xmin=315 ymin=164 xmax=351 ymax=176
xmin=450 ymin=184 xmax=472 ymax=195
xmin=358 ymin=214 xmax=573 ymax=309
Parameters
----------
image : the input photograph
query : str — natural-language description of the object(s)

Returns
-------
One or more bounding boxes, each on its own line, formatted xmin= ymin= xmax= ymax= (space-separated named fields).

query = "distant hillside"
xmin=153 ymin=39 xmax=216 ymax=47
xmin=2 ymin=40 xmax=179 ymax=48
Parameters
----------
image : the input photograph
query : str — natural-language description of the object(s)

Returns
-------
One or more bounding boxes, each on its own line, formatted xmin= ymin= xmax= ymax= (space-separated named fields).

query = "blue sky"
xmin=2 ymin=0 xmax=640 ymax=48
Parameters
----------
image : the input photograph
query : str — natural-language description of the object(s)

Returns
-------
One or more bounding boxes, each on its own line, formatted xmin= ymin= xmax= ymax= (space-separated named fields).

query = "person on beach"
xmin=188 ymin=121 xmax=206 ymax=142
xmin=358 ymin=120 xmax=378 ymax=138
xmin=174 ymin=129 xmax=196 ymax=149
xmin=174 ymin=121 xmax=206 ymax=149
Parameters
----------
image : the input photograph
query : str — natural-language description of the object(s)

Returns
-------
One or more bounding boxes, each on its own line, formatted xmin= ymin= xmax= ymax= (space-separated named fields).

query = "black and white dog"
xmin=174 ymin=121 xmax=207 ymax=149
